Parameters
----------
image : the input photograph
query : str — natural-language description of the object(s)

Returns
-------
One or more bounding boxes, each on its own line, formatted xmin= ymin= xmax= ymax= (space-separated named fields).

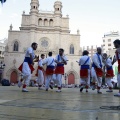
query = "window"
xmin=103 ymin=44 xmax=105 ymax=46
xmin=38 ymin=18 xmax=42 ymax=26
xmin=108 ymin=39 xmax=111 ymax=42
xmin=108 ymin=44 xmax=111 ymax=46
xmin=103 ymin=40 xmax=105 ymax=42
xmin=108 ymin=48 xmax=111 ymax=50
xmin=13 ymin=41 xmax=19 ymax=51
xmin=44 ymin=19 xmax=48 ymax=26
xmin=49 ymin=19 xmax=53 ymax=26
xmin=70 ymin=44 xmax=74 ymax=54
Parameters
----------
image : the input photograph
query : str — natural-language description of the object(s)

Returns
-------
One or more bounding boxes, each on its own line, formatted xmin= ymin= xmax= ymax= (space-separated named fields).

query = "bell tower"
xmin=30 ymin=0 xmax=39 ymax=14
xmin=54 ymin=1 xmax=62 ymax=17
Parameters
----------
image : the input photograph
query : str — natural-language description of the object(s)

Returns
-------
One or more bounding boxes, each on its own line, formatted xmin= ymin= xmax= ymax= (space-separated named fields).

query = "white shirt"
xmin=38 ymin=59 xmax=44 ymax=67
xmin=92 ymin=53 xmax=102 ymax=68
xmin=25 ymin=47 xmax=35 ymax=59
xmin=79 ymin=55 xmax=91 ymax=66
xmin=43 ymin=56 xmax=55 ymax=66
xmin=105 ymin=58 xmax=112 ymax=67
xmin=55 ymin=54 xmax=68 ymax=63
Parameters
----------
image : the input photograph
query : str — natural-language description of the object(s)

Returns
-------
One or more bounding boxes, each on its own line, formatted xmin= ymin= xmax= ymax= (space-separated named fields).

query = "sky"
xmin=0 ymin=0 xmax=120 ymax=47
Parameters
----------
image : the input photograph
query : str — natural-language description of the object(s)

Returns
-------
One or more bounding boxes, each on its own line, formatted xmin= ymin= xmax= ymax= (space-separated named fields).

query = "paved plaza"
xmin=0 ymin=86 xmax=120 ymax=120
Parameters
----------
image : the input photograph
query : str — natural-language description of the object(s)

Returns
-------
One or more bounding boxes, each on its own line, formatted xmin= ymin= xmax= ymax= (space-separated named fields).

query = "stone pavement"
xmin=0 ymin=86 xmax=120 ymax=120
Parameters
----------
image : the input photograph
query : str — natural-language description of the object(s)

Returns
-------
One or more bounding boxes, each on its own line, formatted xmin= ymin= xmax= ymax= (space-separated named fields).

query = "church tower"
xmin=30 ymin=0 xmax=39 ymax=14
xmin=54 ymin=1 xmax=62 ymax=17
xmin=54 ymin=1 xmax=63 ymax=29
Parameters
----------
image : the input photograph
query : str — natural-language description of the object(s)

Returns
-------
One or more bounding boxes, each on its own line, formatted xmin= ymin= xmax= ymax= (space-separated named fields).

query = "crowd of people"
xmin=18 ymin=43 xmax=67 ymax=93
xmin=17 ymin=39 xmax=120 ymax=97
xmin=79 ymin=39 xmax=120 ymax=96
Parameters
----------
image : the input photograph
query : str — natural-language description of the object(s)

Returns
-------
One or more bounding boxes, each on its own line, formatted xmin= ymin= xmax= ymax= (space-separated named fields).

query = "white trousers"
xmin=22 ymin=62 xmax=31 ymax=86
xmin=52 ymin=74 xmax=58 ymax=84
xmin=91 ymin=67 xmax=102 ymax=87
xmin=106 ymin=77 xmax=113 ymax=88
xmin=56 ymin=74 xmax=62 ymax=88
xmin=45 ymin=75 xmax=52 ymax=89
xmin=37 ymin=70 xmax=44 ymax=86
xmin=117 ymin=73 xmax=120 ymax=88
xmin=80 ymin=70 xmax=90 ymax=87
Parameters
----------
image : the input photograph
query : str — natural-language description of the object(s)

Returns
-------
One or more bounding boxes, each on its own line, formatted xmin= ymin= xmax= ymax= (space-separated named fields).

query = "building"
xmin=102 ymin=31 xmax=120 ymax=53
xmin=0 ymin=38 xmax=7 ymax=82
xmin=83 ymin=45 xmax=103 ymax=58
xmin=4 ymin=0 xmax=81 ymax=85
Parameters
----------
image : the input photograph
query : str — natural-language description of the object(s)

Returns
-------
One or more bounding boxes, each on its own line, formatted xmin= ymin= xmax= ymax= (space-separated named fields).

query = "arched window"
xmin=38 ymin=18 xmax=42 ymax=26
xmin=70 ymin=44 xmax=74 ymax=54
xmin=13 ymin=41 xmax=19 ymax=51
xmin=44 ymin=19 xmax=48 ymax=26
xmin=49 ymin=19 xmax=53 ymax=26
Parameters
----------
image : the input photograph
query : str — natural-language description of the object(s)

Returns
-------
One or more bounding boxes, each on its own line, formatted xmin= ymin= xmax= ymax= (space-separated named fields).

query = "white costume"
xmin=91 ymin=53 xmax=103 ymax=90
xmin=79 ymin=55 xmax=91 ymax=88
xmin=37 ymin=59 xmax=44 ymax=87
xmin=105 ymin=58 xmax=113 ymax=90
xmin=54 ymin=55 xmax=68 ymax=90
xmin=20 ymin=47 xmax=35 ymax=91
xmin=43 ymin=56 xmax=55 ymax=90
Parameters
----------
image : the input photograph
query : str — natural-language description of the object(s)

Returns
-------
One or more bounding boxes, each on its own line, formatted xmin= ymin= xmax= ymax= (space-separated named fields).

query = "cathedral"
xmin=4 ymin=0 xmax=81 ymax=85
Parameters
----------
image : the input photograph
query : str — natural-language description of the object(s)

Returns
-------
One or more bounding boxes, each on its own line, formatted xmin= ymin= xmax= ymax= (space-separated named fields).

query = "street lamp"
xmin=64 ymin=73 xmax=68 ymax=85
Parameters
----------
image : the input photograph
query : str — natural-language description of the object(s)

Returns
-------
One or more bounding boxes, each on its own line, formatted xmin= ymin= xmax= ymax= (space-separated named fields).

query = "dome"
xmin=54 ymin=1 xmax=62 ymax=5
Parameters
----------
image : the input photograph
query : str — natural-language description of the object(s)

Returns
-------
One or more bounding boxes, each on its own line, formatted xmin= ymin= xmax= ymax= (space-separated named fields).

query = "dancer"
xmin=43 ymin=52 xmax=55 ymax=91
xmin=79 ymin=50 xmax=91 ymax=92
xmin=55 ymin=48 xmax=68 ymax=92
xmin=18 ymin=42 xmax=38 ymax=92
xmin=91 ymin=47 xmax=103 ymax=94
xmin=113 ymin=39 xmax=120 ymax=96
xmin=36 ymin=54 xmax=45 ymax=90
xmin=103 ymin=53 xmax=114 ymax=92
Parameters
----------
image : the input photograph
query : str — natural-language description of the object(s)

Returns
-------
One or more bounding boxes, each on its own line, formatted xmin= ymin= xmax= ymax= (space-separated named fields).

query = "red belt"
xmin=55 ymin=66 xmax=64 ymax=75
xmin=80 ymin=69 xmax=88 ymax=78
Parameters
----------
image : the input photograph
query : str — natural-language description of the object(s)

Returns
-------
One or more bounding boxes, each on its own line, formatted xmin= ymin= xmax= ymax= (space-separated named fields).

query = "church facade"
xmin=4 ymin=0 xmax=81 ymax=85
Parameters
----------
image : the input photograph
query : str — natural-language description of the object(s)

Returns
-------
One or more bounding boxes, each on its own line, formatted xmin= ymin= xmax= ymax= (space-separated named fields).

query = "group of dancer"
xmin=79 ymin=39 xmax=120 ymax=96
xmin=17 ymin=39 xmax=120 ymax=96
xmin=18 ymin=42 xmax=67 ymax=92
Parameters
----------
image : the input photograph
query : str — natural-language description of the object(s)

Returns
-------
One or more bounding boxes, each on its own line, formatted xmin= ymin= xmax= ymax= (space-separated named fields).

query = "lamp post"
xmin=0 ymin=61 xmax=5 ymax=83
xmin=64 ymin=73 xmax=68 ymax=85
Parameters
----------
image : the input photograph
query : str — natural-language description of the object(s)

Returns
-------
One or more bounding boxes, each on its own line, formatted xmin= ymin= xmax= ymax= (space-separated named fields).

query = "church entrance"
xmin=68 ymin=73 xmax=75 ymax=85
xmin=10 ymin=71 xmax=18 ymax=83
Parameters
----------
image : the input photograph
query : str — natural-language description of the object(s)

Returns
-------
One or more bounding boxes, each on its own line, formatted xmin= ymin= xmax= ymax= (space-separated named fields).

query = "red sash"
xmin=18 ymin=63 xmax=34 ymax=73
xmin=118 ymin=58 xmax=120 ymax=73
xmin=55 ymin=66 xmax=64 ymax=74
xmin=46 ymin=68 xmax=54 ymax=75
xmin=95 ymin=68 xmax=103 ymax=77
xmin=106 ymin=69 xmax=114 ymax=78
xmin=116 ymin=51 xmax=120 ymax=73
xmin=35 ymin=66 xmax=43 ymax=76
xmin=80 ymin=69 xmax=88 ymax=78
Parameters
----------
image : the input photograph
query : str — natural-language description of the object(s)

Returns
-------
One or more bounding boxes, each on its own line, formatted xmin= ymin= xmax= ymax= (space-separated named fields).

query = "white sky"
xmin=0 ymin=0 xmax=120 ymax=47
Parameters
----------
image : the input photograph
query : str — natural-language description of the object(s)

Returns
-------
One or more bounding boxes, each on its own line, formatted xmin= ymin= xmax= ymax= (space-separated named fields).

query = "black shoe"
xmin=86 ymin=90 xmax=88 ymax=93
xmin=49 ymin=85 xmax=53 ymax=89
xmin=97 ymin=91 xmax=102 ymax=94
xmin=46 ymin=89 xmax=48 ymax=91
xmin=80 ymin=87 xmax=83 ymax=92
